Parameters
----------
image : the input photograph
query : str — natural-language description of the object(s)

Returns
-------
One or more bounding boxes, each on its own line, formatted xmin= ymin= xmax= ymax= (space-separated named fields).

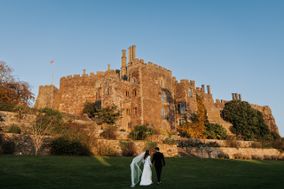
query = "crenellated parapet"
xmin=34 ymin=44 xmax=279 ymax=135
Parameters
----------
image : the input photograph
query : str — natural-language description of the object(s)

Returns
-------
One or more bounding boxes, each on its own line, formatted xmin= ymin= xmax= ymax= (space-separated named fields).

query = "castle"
xmin=35 ymin=45 xmax=279 ymax=135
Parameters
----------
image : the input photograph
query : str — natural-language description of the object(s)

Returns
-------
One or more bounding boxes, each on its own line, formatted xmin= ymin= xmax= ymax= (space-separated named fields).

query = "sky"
xmin=0 ymin=0 xmax=283 ymax=136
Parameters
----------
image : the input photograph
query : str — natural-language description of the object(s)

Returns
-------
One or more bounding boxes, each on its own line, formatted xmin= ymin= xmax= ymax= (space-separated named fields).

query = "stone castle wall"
xmin=34 ymin=45 xmax=279 ymax=135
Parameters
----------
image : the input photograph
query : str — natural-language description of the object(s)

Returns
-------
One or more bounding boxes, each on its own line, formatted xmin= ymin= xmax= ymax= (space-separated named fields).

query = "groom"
xmin=151 ymin=147 xmax=165 ymax=184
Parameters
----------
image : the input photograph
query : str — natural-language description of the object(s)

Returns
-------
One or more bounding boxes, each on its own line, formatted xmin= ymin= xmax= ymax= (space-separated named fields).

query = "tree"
xmin=129 ymin=125 xmax=154 ymax=140
xmin=204 ymin=123 xmax=227 ymax=140
xmin=177 ymin=94 xmax=206 ymax=139
xmin=83 ymin=102 xmax=120 ymax=125
xmin=221 ymin=100 xmax=272 ymax=141
xmin=31 ymin=108 xmax=63 ymax=155
xmin=0 ymin=61 xmax=34 ymax=108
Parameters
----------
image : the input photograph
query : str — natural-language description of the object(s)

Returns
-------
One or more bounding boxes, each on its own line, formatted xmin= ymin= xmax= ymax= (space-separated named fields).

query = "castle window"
xmin=178 ymin=102 xmax=186 ymax=114
xmin=106 ymin=87 xmax=111 ymax=95
xmin=161 ymin=107 xmax=166 ymax=119
xmin=161 ymin=92 xmax=167 ymax=103
xmin=133 ymin=89 xmax=137 ymax=97
xmin=188 ymin=89 xmax=193 ymax=97
xmin=133 ymin=107 xmax=138 ymax=115
xmin=178 ymin=118 xmax=186 ymax=126
xmin=126 ymin=91 xmax=130 ymax=97
xmin=126 ymin=108 xmax=130 ymax=115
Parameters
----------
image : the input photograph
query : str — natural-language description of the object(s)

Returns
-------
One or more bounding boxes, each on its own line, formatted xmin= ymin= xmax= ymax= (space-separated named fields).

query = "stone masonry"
xmin=35 ymin=45 xmax=279 ymax=135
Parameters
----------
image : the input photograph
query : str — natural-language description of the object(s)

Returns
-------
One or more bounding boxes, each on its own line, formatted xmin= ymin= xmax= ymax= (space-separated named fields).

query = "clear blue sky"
xmin=0 ymin=0 xmax=283 ymax=136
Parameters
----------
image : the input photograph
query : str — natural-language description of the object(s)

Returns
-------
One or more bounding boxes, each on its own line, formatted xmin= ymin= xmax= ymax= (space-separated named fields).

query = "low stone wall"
xmin=0 ymin=111 xmax=35 ymax=133
xmin=182 ymin=147 xmax=284 ymax=160
xmin=2 ymin=133 xmax=51 ymax=156
xmin=91 ymin=139 xmax=178 ymax=157
xmin=178 ymin=138 xmax=262 ymax=148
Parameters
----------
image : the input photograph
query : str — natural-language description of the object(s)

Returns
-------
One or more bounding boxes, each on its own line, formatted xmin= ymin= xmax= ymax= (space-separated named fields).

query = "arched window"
xmin=133 ymin=89 xmax=137 ymax=97
xmin=188 ymin=89 xmax=193 ymax=97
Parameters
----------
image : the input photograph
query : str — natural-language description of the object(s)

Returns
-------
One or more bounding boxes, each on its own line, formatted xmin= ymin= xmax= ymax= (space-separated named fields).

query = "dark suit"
xmin=152 ymin=151 xmax=165 ymax=182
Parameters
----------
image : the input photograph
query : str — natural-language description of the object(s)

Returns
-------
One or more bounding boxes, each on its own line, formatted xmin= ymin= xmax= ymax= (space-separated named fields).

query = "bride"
xmin=130 ymin=150 xmax=152 ymax=187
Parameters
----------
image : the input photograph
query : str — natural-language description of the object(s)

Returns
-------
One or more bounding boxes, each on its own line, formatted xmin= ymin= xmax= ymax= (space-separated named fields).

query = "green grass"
xmin=0 ymin=156 xmax=284 ymax=189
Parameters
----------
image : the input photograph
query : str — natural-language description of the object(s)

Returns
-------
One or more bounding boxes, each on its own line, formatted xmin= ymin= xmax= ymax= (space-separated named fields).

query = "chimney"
xmin=132 ymin=45 xmax=136 ymax=60
xmin=232 ymin=93 xmax=236 ymax=100
xmin=207 ymin=85 xmax=211 ymax=95
xmin=238 ymin=93 xmax=242 ymax=101
xmin=128 ymin=46 xmax=133 ymax=63
xmin=201 ymin=84 xmax=205 ymax=92
xmin=121 ymin=49 xmax=127 ymax=78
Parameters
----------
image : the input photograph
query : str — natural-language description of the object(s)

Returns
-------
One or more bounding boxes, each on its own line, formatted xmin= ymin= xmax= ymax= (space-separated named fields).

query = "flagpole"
xmin=50 ymin=59 xmax=55 ymax=85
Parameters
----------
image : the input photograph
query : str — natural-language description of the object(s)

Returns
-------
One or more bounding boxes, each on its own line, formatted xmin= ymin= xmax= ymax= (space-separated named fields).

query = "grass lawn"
xmin=0 ymin=156 xmax=283 ymax=189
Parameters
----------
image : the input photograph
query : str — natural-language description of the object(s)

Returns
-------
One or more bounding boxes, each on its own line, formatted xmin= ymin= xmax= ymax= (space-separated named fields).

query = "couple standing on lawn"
xmin=130 ymin=147 xmax=166 ymax=187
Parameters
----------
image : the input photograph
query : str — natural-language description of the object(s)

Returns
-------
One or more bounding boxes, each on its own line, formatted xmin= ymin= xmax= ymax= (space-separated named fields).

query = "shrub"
xmin=7 ymin=124 xmax=21 ymax=134
xmin=129 ymin=125 xmax=154 ymax=140
xmin=204 ymin=123 xmax=227 ymax=140
xmin=221 ymin=100 xmax=272 ymax=141
xmin=2 ymin=140 xmax=15 ymax=154
xmin=100 ymin=127 xmax=117 ymax=139
xmin=120 ymin=141 xmax=136 ymax=156
xmin=163 ymin=137 xmax=176 ymax=145
xmin=83 ymin=102 xmax=120 ymax=125
xmin=50 ymin=137 xmax=91 ymax=156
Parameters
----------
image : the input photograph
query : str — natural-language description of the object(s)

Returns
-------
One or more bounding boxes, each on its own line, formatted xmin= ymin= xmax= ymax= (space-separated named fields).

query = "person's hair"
xmin=144 ymin=150 xmax=150 ymax=159
xmin=155 ymin=147 xmax=160 ymax=151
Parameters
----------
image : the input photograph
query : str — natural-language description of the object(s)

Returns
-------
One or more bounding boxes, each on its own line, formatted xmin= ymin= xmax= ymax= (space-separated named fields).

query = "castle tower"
xmin=128 ymin=45 xmax=136 ymax=63
xmin=121 ymin=49 xmax=127 ymax=78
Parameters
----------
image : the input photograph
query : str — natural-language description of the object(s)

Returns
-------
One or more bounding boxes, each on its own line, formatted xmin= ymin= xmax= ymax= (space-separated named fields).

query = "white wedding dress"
xmin=130 ymin=152 xmax=152 ymax=187
xmin=130 ymin=152 xmax=144 ymax=187
xmin=139 ymin=156 xmax=152 ymax=186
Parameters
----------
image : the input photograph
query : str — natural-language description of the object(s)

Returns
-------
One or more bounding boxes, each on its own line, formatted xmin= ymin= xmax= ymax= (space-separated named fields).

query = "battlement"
xmin=146 ymin=61 xmax=172 ymax=75
xmin=38 ymin=84 xmax=59 ymax=90
xmin=60 ymin=69 xmax=119 ymax=82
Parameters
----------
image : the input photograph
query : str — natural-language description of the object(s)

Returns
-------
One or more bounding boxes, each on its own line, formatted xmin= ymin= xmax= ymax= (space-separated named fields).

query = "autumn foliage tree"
xmin=178 ymin=94 xmax=207 ymax=139
xmin=0 ymin=61 xmax=34 ymax=110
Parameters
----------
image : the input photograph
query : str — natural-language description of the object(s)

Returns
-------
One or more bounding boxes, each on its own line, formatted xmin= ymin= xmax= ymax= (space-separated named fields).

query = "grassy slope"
xmin=0 ymin=156 xmax=283 ymax=189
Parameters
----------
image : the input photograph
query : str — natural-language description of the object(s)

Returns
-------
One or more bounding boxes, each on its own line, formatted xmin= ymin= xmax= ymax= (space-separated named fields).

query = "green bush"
xmin=204 ymin=123 xmax=227 ymax=140
xmin=129 ymin=125 xmax=154 ymax=140
xmin=163 ymin=137 xmax=176 ymax=145
xmin=7 ymin=124 xmax=21 ymax=134
xmin=2 ymin=140 xmax=15 ymax=154
xmin=120 ymin=141 xmax=136 ymax=156
xmin=83 ymin=102 xmax=120 ymax=125
xmin=221 ymin=100 xmax=273 ymax=141
xmin=50 ymin=137 xmax=91 ymax=156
